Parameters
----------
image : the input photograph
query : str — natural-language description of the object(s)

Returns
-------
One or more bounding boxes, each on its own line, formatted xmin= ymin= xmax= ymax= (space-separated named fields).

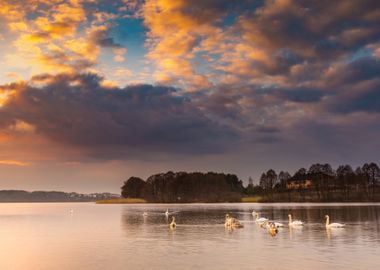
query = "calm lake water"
xmin=0 ymin=203 xmax=379 ymax=270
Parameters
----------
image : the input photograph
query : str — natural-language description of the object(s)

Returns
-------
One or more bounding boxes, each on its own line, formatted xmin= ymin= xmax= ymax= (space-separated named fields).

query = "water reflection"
xmin=118 ymin=203 xmax=380 ymax=269
xmin=0 ymin=203 xmax=379 ymax=270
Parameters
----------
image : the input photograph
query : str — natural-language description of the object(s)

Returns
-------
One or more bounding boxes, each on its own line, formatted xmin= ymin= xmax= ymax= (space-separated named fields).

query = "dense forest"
xmin=121 ymin=162 xmax=380 ymax=203
xmin=247 ymin=162 xmax=380 ymax=202
xmin=121 ymin=171 xmax=244 ymax=203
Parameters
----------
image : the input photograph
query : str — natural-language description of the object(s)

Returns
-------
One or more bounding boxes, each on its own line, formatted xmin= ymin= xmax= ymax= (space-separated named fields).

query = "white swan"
xmin=165 ymin=209 xmax=169 ymax=217
xmin=288 ymin=214 xmax=304 ymax=227
xmin=225 ymin=214 xmax=244 ymax=228
xmin=255 ymin=213 xmax=268 ymax=224
xmin=325 ymin=215 xmax=345 ymax=228
xmin=169 ymin=216 xmax=176 ymax=229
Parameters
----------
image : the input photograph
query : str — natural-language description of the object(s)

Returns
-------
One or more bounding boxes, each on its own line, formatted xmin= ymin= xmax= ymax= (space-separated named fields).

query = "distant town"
xmin=0 ymin=190 xmax=119 ymax=202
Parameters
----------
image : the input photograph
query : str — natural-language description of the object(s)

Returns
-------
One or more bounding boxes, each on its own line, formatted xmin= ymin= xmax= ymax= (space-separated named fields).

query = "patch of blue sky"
xmin=347 ymin=48 xmax=374 ymax=63
xmin=113 ymin=17 xmax=147 ymax=54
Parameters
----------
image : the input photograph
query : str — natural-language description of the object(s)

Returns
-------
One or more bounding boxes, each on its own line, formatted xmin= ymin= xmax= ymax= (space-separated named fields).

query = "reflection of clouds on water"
xmin=1 ymin=203 xmax=380 ymax=270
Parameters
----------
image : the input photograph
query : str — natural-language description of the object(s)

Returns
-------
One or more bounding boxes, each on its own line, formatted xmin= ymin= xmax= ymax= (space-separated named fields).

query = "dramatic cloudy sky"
xmin=0 ymin=0 xmax=379 ymax=192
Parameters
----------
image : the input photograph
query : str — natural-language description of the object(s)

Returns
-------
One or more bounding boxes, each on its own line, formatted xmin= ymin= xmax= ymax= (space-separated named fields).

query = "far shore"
xmin=94 ymin=196 xmax=380 ymax=204
xmin=95 ymin=197 xmax=261 ymax=204
xmin=96 ymin=198 xmax=148 ymax=204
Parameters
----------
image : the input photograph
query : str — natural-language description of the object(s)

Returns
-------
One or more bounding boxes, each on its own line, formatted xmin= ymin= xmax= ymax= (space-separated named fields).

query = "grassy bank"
xmin=96 ymin=198 xmax=147 ymax=204
xmin=241 ymin=196 xmax=264 ymax=203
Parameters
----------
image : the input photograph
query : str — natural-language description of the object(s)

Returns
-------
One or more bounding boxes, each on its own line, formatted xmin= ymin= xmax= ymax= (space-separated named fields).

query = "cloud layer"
xmin=0 ymin=73 xmax=235 ymax=158
xmin=0 ymin=0 xmax=379 ymax=188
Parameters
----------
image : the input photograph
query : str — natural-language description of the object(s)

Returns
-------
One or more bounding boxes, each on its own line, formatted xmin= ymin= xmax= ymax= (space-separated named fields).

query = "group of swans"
xmin=253 ymin=211 xmax=344 ymax=229
xmin=143 ymin=209 xmax=345 ymax=231
xmin=225 ymin=211 xmax=345 ymax=237
xmin=252 ymin=211 xmax=285 ymax=228
xmin=165 ymin=209 xmax=177 ymax=229
xmin=141 ymin=209 xmax=176 ymax=229
xmin=252 ymin=211 xmax=306 ymax=228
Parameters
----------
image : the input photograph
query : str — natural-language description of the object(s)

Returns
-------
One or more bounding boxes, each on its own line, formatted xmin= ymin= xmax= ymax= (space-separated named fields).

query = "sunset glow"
xmin=0 ymin=0 xmax=379 ymax=192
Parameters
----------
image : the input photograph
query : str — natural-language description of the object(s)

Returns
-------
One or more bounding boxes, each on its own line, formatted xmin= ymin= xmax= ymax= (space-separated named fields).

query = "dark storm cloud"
xmin=319 ymin=57 xmax=380 ymax=114
xmin=197 ymin=85 xmax=325 ymax=118
xmin=330 ymin=79 xmax=380 ymax=114
xmin=231 ymin=0 xmax=380 ymax=78
xmin=0 ymin=73 xmax=236 ymax=155
xmin=326 ymin=57 xmax=380 ymax=87
xmin=269 ymin=88 xmax=325 ymax=103
xmin=342 ymin=85 xmax=380 ymax=113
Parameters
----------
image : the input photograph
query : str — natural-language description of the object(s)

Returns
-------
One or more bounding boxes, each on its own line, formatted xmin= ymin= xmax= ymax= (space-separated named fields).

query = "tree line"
xmin=248 ymin=162 xmax=380 ymax=202
xmin=121 ymin=171 xmax=244 ymax=203
xmin=121 ymin=162 xmax=380 ymax=203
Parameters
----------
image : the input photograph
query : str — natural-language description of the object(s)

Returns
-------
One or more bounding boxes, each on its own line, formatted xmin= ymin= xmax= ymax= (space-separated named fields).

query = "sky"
xmin=0 ymin=0 xmax=380 ymax=193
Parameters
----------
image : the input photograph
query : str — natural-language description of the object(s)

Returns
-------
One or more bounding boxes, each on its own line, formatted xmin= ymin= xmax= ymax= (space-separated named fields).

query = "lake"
xmin=0 ymin=203 xmax=379 ymax=270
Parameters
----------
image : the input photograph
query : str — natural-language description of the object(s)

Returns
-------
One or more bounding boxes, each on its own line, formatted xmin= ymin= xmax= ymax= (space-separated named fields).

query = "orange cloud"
xmin=0 ymin=1 xmax=24 ymax=22
xmin=0 ymin=160 xmax=30 ymax=166
xmin=0 ymin=87 xmax=17 ymax=107
xmin=3 ymin=0 xmax=104 ymax=77
xmin=143 ymin=0 xmax=221 ymax=89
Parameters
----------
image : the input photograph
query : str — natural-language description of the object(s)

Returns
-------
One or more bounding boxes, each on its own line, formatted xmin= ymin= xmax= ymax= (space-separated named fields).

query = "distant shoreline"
xmin=0 ymin=201 xmax=96 ymax=203
xmin=94 ymin=197 xmax=380 ymax=204
xmin=1 ymin=200 xmax=380 ymax=205
xmin=96 ymin=198 xmax=147 ymax=204
xmin=0 ymin=190 xmax=119 ymax=203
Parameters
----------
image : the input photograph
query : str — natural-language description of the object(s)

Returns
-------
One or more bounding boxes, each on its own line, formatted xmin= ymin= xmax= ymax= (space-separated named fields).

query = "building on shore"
xmin=286 ymin=179 xmax=313 ymax=190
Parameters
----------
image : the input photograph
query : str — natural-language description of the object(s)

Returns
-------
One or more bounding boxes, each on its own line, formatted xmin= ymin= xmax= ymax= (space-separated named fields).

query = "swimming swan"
xmin=267 ymin=221 xmax=278 ymax=236
xmin=225 ymin=214 xmax=231 ymax=227
xmin=255 ymin=213 xmax=268 ymax=224
xmin=325 ymin=215 xmax=345 ymax=228
xmin=225 ymin=214 xmax=244 ymax=228
xmin=169 ymin=216 xmax=176 ymax=229
xmin=288 ymin=214 xmax=304 ymax=227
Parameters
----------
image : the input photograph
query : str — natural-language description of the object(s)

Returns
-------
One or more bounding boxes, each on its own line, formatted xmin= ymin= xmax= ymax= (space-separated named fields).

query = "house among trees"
xmin=286 ymin=179 xmax=313 ymax=189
